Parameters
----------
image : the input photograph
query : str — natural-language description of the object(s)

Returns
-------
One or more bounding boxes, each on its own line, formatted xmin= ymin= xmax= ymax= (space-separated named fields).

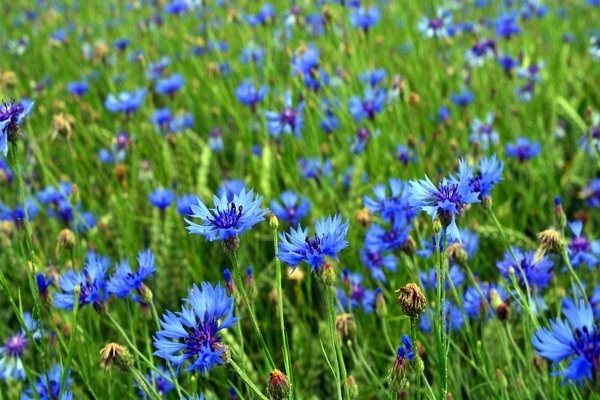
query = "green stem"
xmin=410 ymin=318 xmax=421 ymax=400
xmin=231 ymin=251 xmax=276 ymax=370
xmin=435 ymin=228 xmax=449 ymax=399
xmin=273 ymin=227 xmax=294 ymax=399
xmin=130 ymin=366 xmax=162 ymax=400
xmin=561 ymin=247 xmax=588 ymax=304
xmin=324 ymin=284 xmax=349 ymax=400
xmin=60 ymin=287 xmax=80 ymax=396
xmin=227 ymin=359 xmax=270 ymax=400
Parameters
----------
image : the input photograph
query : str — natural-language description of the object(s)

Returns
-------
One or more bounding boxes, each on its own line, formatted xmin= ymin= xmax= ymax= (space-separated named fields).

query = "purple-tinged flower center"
xmin=286 ymin=207 xmax=297 ymax=219
xmin=351 ymin=284 xmax=365 ymax=301
xmin=435 ymin=183 xmax=462 ymax=207
xmin=592 ymin=127 xmax=600 ymax=140
xmin=185 ymin=317 xmax=219 ymax=355
xmin=305 ymin=234 xmax=324 ymax=254
xmin=572 ymin=326 xmax=600 ymax=366
xmin=357 ymin=127 xmax=369 ymax=141
xmin=367 ymin=251 xmax=382 ymax=266
xmin=4 ymin=333 xmax=28 ymax=358
xmin=481 ymin=124 xmax=493 ymax=135
xmin=282 ymin=109 xmax=297 ymax=127
xmin=0 ymin=99 xmax=25 ymax=134
xmin=570 ymin=236 xmax=591 ymax=254
xmin=207 ymin=202 xmax=243 ymax=229
xmin=429 ymin=18 xmax=443 ymax=30
xmin=363 ymin=102 xmax=375 ymax=119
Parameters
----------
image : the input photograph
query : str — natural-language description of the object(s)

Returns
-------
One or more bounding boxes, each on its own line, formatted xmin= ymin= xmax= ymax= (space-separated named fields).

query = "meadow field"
xmin=1 ymin=0 xmax=600 ymax=399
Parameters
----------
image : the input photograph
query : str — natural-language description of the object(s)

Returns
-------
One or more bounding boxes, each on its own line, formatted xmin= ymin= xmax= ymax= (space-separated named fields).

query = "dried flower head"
xmin=396 ymin=283 xmax=427 ymax=318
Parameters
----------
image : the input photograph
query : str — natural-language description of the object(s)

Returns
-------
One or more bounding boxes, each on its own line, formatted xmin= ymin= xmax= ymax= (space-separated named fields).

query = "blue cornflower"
xmin=409 ymin=168 xmax=480 ymax=243
xmin=348 ymin=88 xmax=385 ymax=121
xmin=579 ymin=113 xmax=600 ymax=155
xmin=277 ymin=214 xmax=349 ymax=271
xmin=151 ymin=108 xmax=172 ymax=132
xmin=469 ymin=113 xmax=499 ymax=149
xmin=360 ymin=247 xmax=396 ymax=282
xmin=0 ymin=313 xmax=39 ymax=381
xmin=36 ymin=273 xmax=54 ymax=301
xmin=306 ymin=13 xmax=326 ymax=36
xmin=517 ymin=62 xmax=544 ymax=83
xmin=359 ymin=69 xmax=386 ymax=87
xmin=584 ymin=178 xmax=600 ymax=207
xmin=454 ymin=155 xmax=504 ymax=200
xmin=136 ymin=366 xmax=175 ymax=399
xmin=66 ymin=81 xmax=89 ymax=96
xmin=265 ymin=91 xmax=304 ymax=137
xmin=506 ymin=137 xmax=541 ymax=162
xmin=496 ymin=248 xmax=553 ymax=289
xmin=464 ymin=39 xmax=496 ymax=68
xmin=417 ymin=8 xmax=453 ymax=39
xmin=73 ymin=211 xmax=96 ymax=233
xmin=396 ymin=144 xmax=416 ymax=166
xmin=270 ymin=191 xmax=311 ymax=226
xmin=177 ymin=194 xmax=197 ymax=216
xmin=235 ymin=80 xmax=268 ymax=111
xmin=337 ymin=271 xmax=375 ymax=313
xmin=240 ymin=43 xmax=264 ymax=64
xmin=417 ymin=228 xmax=479 ymax=259
xmin=532 ymin=298 xmax=600 ymax=385
xmin=291 ymin=45 xmax=324 ymax=89
xmin=54 ymin=254 xmax=109 ymax=311
xmin=463 ymin=282 xmax=510 ymax=319
xmin=149 ymin=188 xmax=176 ymax=211
xmin=495 ymin=12 xmax=520 ymax=39
xmin=451 ymin=88 xmax=474 ymax=107
xmin=22 ymin=363 xmax=73 ymax=400
xmin=185 ymin=188 xmax=267 ymax=242
xmin=153 ymin=282 xmax=238 ymax=375
xmin=107 ymin=249 xmax=156 ymax=299
xmin=155 ymin=73 xmax=184 ymax=97
xmin=568 ymin=220 xmax=600 ymax=268
xmin=147 ymin=56 xmax=170 ymax=80
xmin=420 ymin=264 xmax=465 ymax=291
xmin=209 ymin=127 xmax=223 ymax=152
xmin=0 ymin=99 xmax=33 ymax=156
xmin=0 ymin=199 xmax=39 ymax=226
xmin=515 ymin=81 xmax=536 ymax=103
xmin=396 ymin=335 xmax=414 ymax=361
xmin=364 ymin=217 xmax=412 ymax=253
xmin=419 ymin=301 xmax=464 ymax=333
xmin=498 ymin=54 xmax=519 ymax=73
xmin=217 ymin=179 xmax=246 ymax=202
xmin=104 ymin=89 xmax=146 ymax=114
xmin=169 ymin=113 xmax=194 ymax=133
xmin=438 ymin=106 xmax=451 ymax=124
xmin=520 ymin=0 xmax=549 ymax=19
xmin=349 ymin=6 xmax=381 ymax=32
xmin=298 ymin=158 xmax=332 ymax=182
xmin=363 ymin=178 xmax=415 ymax=222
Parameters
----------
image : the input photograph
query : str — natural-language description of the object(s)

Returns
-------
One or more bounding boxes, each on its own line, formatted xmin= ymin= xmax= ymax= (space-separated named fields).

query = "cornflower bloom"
xmin=409 ymin=166 xmax=480 ymax=243
xmin=463 ymin=282 xmax=510 ymax=319
xmin=185 ymin=189 xmax=267 ymax=247
xmin=469 ymin=113 xmax=499 ymax=149
xmin=265 ymin=91 xmax=305 ymax=137
xmin=363 ymin=178 xmax=415 ymax=222
xmin=208 ymin=127 xmax=223 ymax=152
xmin=239 ymin=43 xmax=264 ymax=64
xmin=348 ymin=88 xmax=385 ymax=121
xmin=149 ymin=188 xmax=175 ymax=210
xmin=217 ymin=179 xmax=246 ymax=202
xmin=298 ymin=158 xmax=332 ymax=183
xmin=104 ymin=89 xmax=146 ymax=114
xmin=169 ymin=113 xmax=194 ymax=133
xmin=235 ymin=80 xmax=268 ymax=112
xmin=578 ymin=113 xmax=600 ymax=156
xmin=107 ymin=249 xmax=156 ymax=299
xmin=291 ymin=45 xmax=328 ymax=90
xmin=337 ymin=271 xmax=375 ymax=313
xmin=136 ymin=366 xmax=175 ymax=398
xmin=277 ymin=214 xmax=349 ymax=271
xmin=567 ymin=220 xmax=600 ymax=268
xmin=388 ymin=335 xmax=414 ymax=392
xmin=451 ymin=88 xmax=474 ymax=107
xmin=464 ymin=39 xmax=496 ymax=68
xmin=419 ymin=301 xmax=464 ymax=333
xmin=155 ymin=73 xmax=184 ymax=97
xmin=495 ymin=12 xmax=520 ymax=39
xmin=0 ymin=313 xmax=39 ymax=380
xmin=54 ymin=254 xmax=109 ymax=311
xmin=349 ymin=6 xmax=381 ymax=33
xmin=21 ymin=363 xmax=73 ymax=400
xmin=359 ymin=69 xmax=387 ymax=87
xmin=364 ymin=217 xmax=412 ymax=253
xmin=584 ymin=178 xmax=600 ymax=207
xmin=496 ymin=247 xmax=553 ymax=289
xmin=147 ymin=56 xmax=170 ymax=80
xmin=453 ymin=155 xmax=504 ymax=200
xmin=417 ymin=8 xmax=453 ymax=39
xmin=66 ymin=81 xmax=89 ymax=96
xmin=151 ymin=108 xmax=172 ymax=132
xmin=360 ymin=247 xmax=397 ymax=282
xmin=153 ymin=283 xmax=238 ymax=375
xmin=498 ymin=54 xmax=519 ymax=74
xmin=177 ymin=194 xmax=197 ymax=216
xmin=270 ymin=191 xmax=311 ymax=226
xmin=417 ymin=229 xmax=479 ymax=259
xmin=420 ymin=264 xmax=465 ymax=291
xmin=532 ymin=298 xmax=600 ymax=384
xmin=506 ymin=137 xmax=541 ymax=162
xmin=396 ymin=144 xmax=416 ymax=166
xmin=0 ymin=99 xmax=33 ymax=156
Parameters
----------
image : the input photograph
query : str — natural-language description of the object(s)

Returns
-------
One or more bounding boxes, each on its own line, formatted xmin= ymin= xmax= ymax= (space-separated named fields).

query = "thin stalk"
xmin=272 ymin=227 xmax=294 ymax=399
xmin=410 ymin=317 xmax=421 ymax=400
xmin=227 ymin=359 xmax=270 ymax=400
xmin=60 ymin=287 xmax=80 ymax=396
xmin=324 ymin=284 xmax=349 ymax=400
xmin=434 ymin=228 xmax=449 ymax=399
xmin=561 ymin=247 xmax=588 ymax=304
xmin=231 ymin=251 xmax=276 ymax=370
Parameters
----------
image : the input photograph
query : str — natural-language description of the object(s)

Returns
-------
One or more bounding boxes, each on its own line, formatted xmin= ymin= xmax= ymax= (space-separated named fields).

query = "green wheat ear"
xmin=261 ymin=145 xmax=273 ymax=199
xmin=197 ymin=144 xmax=212 ymax=199
xmin=477 ymin=224 xmax=537 ymax=248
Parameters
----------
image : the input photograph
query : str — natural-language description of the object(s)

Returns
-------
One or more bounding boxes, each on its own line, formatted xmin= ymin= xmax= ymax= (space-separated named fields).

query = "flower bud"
xmin=245 ymin=267 xmax=256 ymax=301
xmin=553 ymin=197 xmax=566 ymax=231
xmin=375 ymin=289 xmax=387 ymax=318
xmin=446 ymin=242 xmax=468 ymax=267
xmin=433 ymin=218 xmax=442 ymax=233
xmin=269 ymin=214 xmax=279 ymax=230
xmin=267 ymin=369 xmax=291 ymax=400
xmin=335 ymin=313 xmax=356 ymax=345
xmin=100 ymin=343 xmax=133 ymax=372
xmin=534 ymin=228 xmax=564 ymax=263
xmin=396 ymin=283 xmax=427 ymax=318
xmin=354 ymin=208 xmax=371 ymax=227
xmin=222 ymin=235 xmax=240 ymax=253
xmin=347 ymin=376 xmax=359 ymax=400
xmin=318 ymin=261 xmax=336 ymax=287
xmin=56 ymin=228 xmax=76 ymax=258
